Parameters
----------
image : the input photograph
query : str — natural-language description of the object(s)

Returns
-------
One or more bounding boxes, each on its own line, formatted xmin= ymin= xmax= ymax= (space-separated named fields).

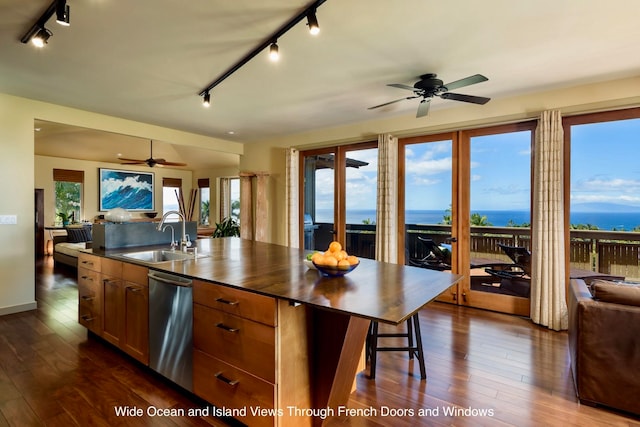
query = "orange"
xmin=329 ymin=241 xmax=342 ymax=253
xmin=323 ymin=256 xmax=338 ymax=267
xmin=337 ymin=259 xmax=351 ymax=269
xmin=311 ymin=252 xmax=323 ymax=263
xmin=347 ymin=255 xmax=359 ymax=265
xmin=333 ymin=251 xmax=346 ymax=261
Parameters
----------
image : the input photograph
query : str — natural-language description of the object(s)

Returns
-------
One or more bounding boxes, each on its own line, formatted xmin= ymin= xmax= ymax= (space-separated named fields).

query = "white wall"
xmin=0 ymin=92 xmax=242 ymax=315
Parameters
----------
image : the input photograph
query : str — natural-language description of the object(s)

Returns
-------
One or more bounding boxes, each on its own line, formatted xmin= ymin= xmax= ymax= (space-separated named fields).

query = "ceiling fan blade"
xmin=440 ymin=92 xmax=491 ymax=105
xmin=120 ymin=162 xmax=145 ymax=165
xmin=369 ymin=96 xmax=419 ymax=110
xmin=442 ymin=74 xmax=488 ymax=91
xmin=416 ymin=99 xmax=431 ymax=118
xmin=158 ymin=160 xmax=187 ymax=167
xmin=119 ymin=157 xmax=147 ymax=162
xmin=387 ymin=83 xmax=418 ymax=91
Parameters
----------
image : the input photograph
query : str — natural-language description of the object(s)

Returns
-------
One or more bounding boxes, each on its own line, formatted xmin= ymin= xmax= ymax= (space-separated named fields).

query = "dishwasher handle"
xmin=148 ymin=272 xmax=193 ymax=288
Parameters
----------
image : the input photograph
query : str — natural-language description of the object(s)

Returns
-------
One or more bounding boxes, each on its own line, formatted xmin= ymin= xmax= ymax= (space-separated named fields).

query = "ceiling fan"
xmin=368 ymin=73 xmax=491 ymax=118
xmin=118 ymin=140 xmax=187 ymax=168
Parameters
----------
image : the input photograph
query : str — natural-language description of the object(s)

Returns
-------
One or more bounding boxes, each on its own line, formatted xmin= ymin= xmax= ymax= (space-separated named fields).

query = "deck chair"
xmin=408 ymin=236 xmax=451 ymax=271
xmin=485 ymin=243 xmax=531 ymax=279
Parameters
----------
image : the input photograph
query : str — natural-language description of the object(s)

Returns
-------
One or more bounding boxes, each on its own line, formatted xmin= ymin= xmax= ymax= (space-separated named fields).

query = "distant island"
xmin=571 ymin=202 xmax=640 ymax=213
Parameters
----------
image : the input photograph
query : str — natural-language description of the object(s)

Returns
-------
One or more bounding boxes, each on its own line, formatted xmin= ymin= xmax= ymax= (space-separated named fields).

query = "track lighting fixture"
xmin=202 ymin=92 xmax=211 ymax=107
xmin=20 ymin=0 xmax=71 ymax=47
xmin=56 ymin=0 xmax=70 ymax=26
xmin=198 ymin=0 xmax=326 ymax=104
xmin=269 ymin=42 xmax=280 ymax=62
xmin=307 ymin=11 xmax=320 ymax=35
xmin=32 ymin=27 xmax=52 ymax=48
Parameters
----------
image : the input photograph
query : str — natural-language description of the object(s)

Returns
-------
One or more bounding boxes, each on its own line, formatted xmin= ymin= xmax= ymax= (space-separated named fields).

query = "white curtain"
xmin=375 ymin=133 xmax=398 ymax=263
xmin=286 ymin=148 xmax=300 ymax=248
xmin=531 ymin=110 xmax=568 ymax=331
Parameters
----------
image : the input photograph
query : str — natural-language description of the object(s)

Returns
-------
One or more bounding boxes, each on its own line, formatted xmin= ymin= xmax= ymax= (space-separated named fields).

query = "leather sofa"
xmin=568 ymin=278 xmax=640 ymax=416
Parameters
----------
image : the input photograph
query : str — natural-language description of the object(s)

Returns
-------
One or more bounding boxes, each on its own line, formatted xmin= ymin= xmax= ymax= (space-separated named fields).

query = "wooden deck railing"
xmin=312 ymin=223 xmax=640 ymax=280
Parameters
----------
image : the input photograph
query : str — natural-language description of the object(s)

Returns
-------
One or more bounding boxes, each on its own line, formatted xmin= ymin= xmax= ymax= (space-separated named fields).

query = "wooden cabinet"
xmin=78 ymin=253 xmax=102 ymax=334
xmin=193 ymin=280 xmax=311 ymax=427
xmin=121 ymin=263 xmax=149 ymax=363
xmin=78 ymin=256 xmax=149 ymax=365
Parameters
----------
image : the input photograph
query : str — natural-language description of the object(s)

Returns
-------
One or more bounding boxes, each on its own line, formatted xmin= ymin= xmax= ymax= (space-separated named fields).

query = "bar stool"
xmin=367 ymin=312 xmax=426 ymax=380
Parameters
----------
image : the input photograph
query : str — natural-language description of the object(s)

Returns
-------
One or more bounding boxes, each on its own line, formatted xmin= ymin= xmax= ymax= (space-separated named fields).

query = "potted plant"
xmin=57 ymin=211 xmax=73 ymax=226
xmin=212 ymin=216 xmax=240 ymax=238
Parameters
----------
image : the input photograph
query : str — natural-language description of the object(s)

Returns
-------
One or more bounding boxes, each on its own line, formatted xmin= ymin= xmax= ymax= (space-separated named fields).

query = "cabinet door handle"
xmin=81 ymin=276 xmax=93 ymax=281
xmin=216 ymin=323 xmax=239 ymax=333
xmin=81 ymin=295 xmax=94 ymax=301
xmin=126 ymin=286 xmax=141 ymax=293
xmin=214 ymin=372 xmax=239 ymax=387
xmin=81 ymin=315 xmax=95 ymax=322
xmin=81 ymin=261 xmax=94 ymax=267
xmin=215 ymin=297 xmax=239 ymax=306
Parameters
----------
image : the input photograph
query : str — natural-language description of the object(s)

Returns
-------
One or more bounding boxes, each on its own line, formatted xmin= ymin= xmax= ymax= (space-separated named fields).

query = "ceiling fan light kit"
xmin=369 ymin=73 xmax=491 ymax=118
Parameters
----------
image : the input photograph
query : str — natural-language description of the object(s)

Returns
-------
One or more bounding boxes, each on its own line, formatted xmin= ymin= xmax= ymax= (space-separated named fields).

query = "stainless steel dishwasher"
xmin=148 ymin=271 xmax=193 ymax=392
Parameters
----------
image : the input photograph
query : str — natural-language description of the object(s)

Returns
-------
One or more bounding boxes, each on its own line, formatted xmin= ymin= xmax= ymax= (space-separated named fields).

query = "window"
xmin=53 ymin=169 xmax=83 ymax=224
xmin=198 ymin=178 xmax=210 ymax=225
xmin=219 ymin=177 xmax=240 ymax=221
xmin=162 ymin=177 xmax=182 ymax=219
xmin=565 ymin=108 xmax=640 ymax=280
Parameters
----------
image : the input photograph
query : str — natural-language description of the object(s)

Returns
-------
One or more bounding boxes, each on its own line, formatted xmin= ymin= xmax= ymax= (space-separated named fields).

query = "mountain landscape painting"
xmin=99 ymin=168 xmax=154 ymax=211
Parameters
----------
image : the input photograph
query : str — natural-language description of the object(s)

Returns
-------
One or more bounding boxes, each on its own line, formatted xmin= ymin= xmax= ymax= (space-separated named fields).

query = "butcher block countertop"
xmin=94 ymin=237 xmax=462 ymax=326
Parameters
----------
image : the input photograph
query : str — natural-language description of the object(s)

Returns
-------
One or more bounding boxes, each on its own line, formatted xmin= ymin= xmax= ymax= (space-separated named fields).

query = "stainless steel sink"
xmin=116 ymin=249 xmax=197 ymax=264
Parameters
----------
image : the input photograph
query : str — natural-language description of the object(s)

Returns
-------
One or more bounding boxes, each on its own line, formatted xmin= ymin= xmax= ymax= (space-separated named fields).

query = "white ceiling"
xmin=3 ymin=0 xmax=640 ymax=169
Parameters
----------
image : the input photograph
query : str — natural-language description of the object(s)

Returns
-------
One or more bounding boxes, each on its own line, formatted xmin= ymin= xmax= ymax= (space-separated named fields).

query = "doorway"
xmin=35 ymin=188 xmax=45 ymax=259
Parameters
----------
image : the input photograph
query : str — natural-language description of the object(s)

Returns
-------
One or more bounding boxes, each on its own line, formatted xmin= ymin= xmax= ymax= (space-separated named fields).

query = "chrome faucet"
xmin=157 ymin=211 xmax=191 ymax=251
xmin=162 ymin=225 xmax=177 ymax=250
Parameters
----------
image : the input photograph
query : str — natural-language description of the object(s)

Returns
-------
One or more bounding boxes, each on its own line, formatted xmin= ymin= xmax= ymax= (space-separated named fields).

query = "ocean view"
xmin=315 ymin=209 xmax=640 ymax=231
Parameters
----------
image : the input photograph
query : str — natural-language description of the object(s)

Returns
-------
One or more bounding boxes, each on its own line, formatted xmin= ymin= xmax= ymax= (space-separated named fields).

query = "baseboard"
xmin=0 ymin=301 xmax=38 ymax=316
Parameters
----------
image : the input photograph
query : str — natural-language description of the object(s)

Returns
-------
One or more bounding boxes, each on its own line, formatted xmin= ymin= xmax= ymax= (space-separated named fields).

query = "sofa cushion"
xmin=65 ymin=225 xmax=92 ymax=243
xmin=591 ymin=279 xmax=640 ymax=307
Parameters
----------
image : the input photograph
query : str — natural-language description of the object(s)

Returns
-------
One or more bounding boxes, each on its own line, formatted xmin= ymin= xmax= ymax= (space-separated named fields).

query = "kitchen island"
xmin=82 ymin=237 xmax=462 ymax=426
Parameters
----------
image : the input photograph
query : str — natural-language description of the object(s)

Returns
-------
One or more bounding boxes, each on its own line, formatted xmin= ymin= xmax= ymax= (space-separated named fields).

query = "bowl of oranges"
xmin=309 ymin=241 xmax=359 ymax=277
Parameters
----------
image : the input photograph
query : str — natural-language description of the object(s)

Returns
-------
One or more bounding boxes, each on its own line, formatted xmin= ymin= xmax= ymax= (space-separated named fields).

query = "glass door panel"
xmin=401 ymin=137 xmax=455 ymax=302
xmin=466 ymin=127 xmax=532 ymax=316
xmin=302 ymin=152 xmax=335 ymax=251
xmin=344 ymin=147 xmax=378 ymax=259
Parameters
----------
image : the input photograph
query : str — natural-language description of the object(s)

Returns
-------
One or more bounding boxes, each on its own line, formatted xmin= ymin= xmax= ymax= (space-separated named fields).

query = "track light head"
xmin=56 ymin=1 xmax=70 ymax=26
xmin=307 ymin=11 xmax=319 ymax=35
xmin=203 ymin=92 xmax=211 ymax=107
xmin=269 ymin=42 xmax=279 ymax=62
xmin=32 ymin=27 xmax=52 ymax=48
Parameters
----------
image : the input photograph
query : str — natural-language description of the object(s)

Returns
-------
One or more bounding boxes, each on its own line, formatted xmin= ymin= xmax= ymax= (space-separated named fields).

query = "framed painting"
xmin=99 ymin=168 xmax=154 ymax=211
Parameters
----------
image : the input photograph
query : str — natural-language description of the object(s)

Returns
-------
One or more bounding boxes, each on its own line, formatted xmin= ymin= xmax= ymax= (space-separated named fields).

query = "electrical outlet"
xmin=0 ymin=215 xmax=17 ymax=224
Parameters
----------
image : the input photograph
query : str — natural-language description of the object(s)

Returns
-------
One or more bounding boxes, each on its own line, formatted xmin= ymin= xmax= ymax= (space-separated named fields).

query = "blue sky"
xmin=313 ymin=117 xmax=640 ymax=214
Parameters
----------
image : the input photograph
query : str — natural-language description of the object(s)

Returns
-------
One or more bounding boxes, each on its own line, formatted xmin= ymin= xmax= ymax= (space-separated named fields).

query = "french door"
xmin=301 ymin=122 xmax=534 ymax=316
xmin=300 ymin=142 xmax=377 ymax=256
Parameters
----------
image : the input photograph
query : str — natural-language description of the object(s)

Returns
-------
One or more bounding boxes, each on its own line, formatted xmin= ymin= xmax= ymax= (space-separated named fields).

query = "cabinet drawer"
xmin=193 ymin=280 xmax=277 ymax=326
xmin=122 ymin=263 xmax=148 ymax=285
xmin=78 ymin=268 xmax=100 ymax=292
xmin=101 ymin=257 xmax=123 ymax=277
xmin=79 ymin=299 xmax=102 ymax=334
xmin=193 ymin=349 xmax=275 ymax=427
xmin=194 ymin=303 xmax=275 ymax=383
xmin=78 ymin=253 xmax=101 ymax=273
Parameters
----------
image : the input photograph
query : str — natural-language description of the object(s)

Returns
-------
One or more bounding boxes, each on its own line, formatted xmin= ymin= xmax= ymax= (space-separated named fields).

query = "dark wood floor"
xmin=0 ymin=258 xmax=638 ymax=426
